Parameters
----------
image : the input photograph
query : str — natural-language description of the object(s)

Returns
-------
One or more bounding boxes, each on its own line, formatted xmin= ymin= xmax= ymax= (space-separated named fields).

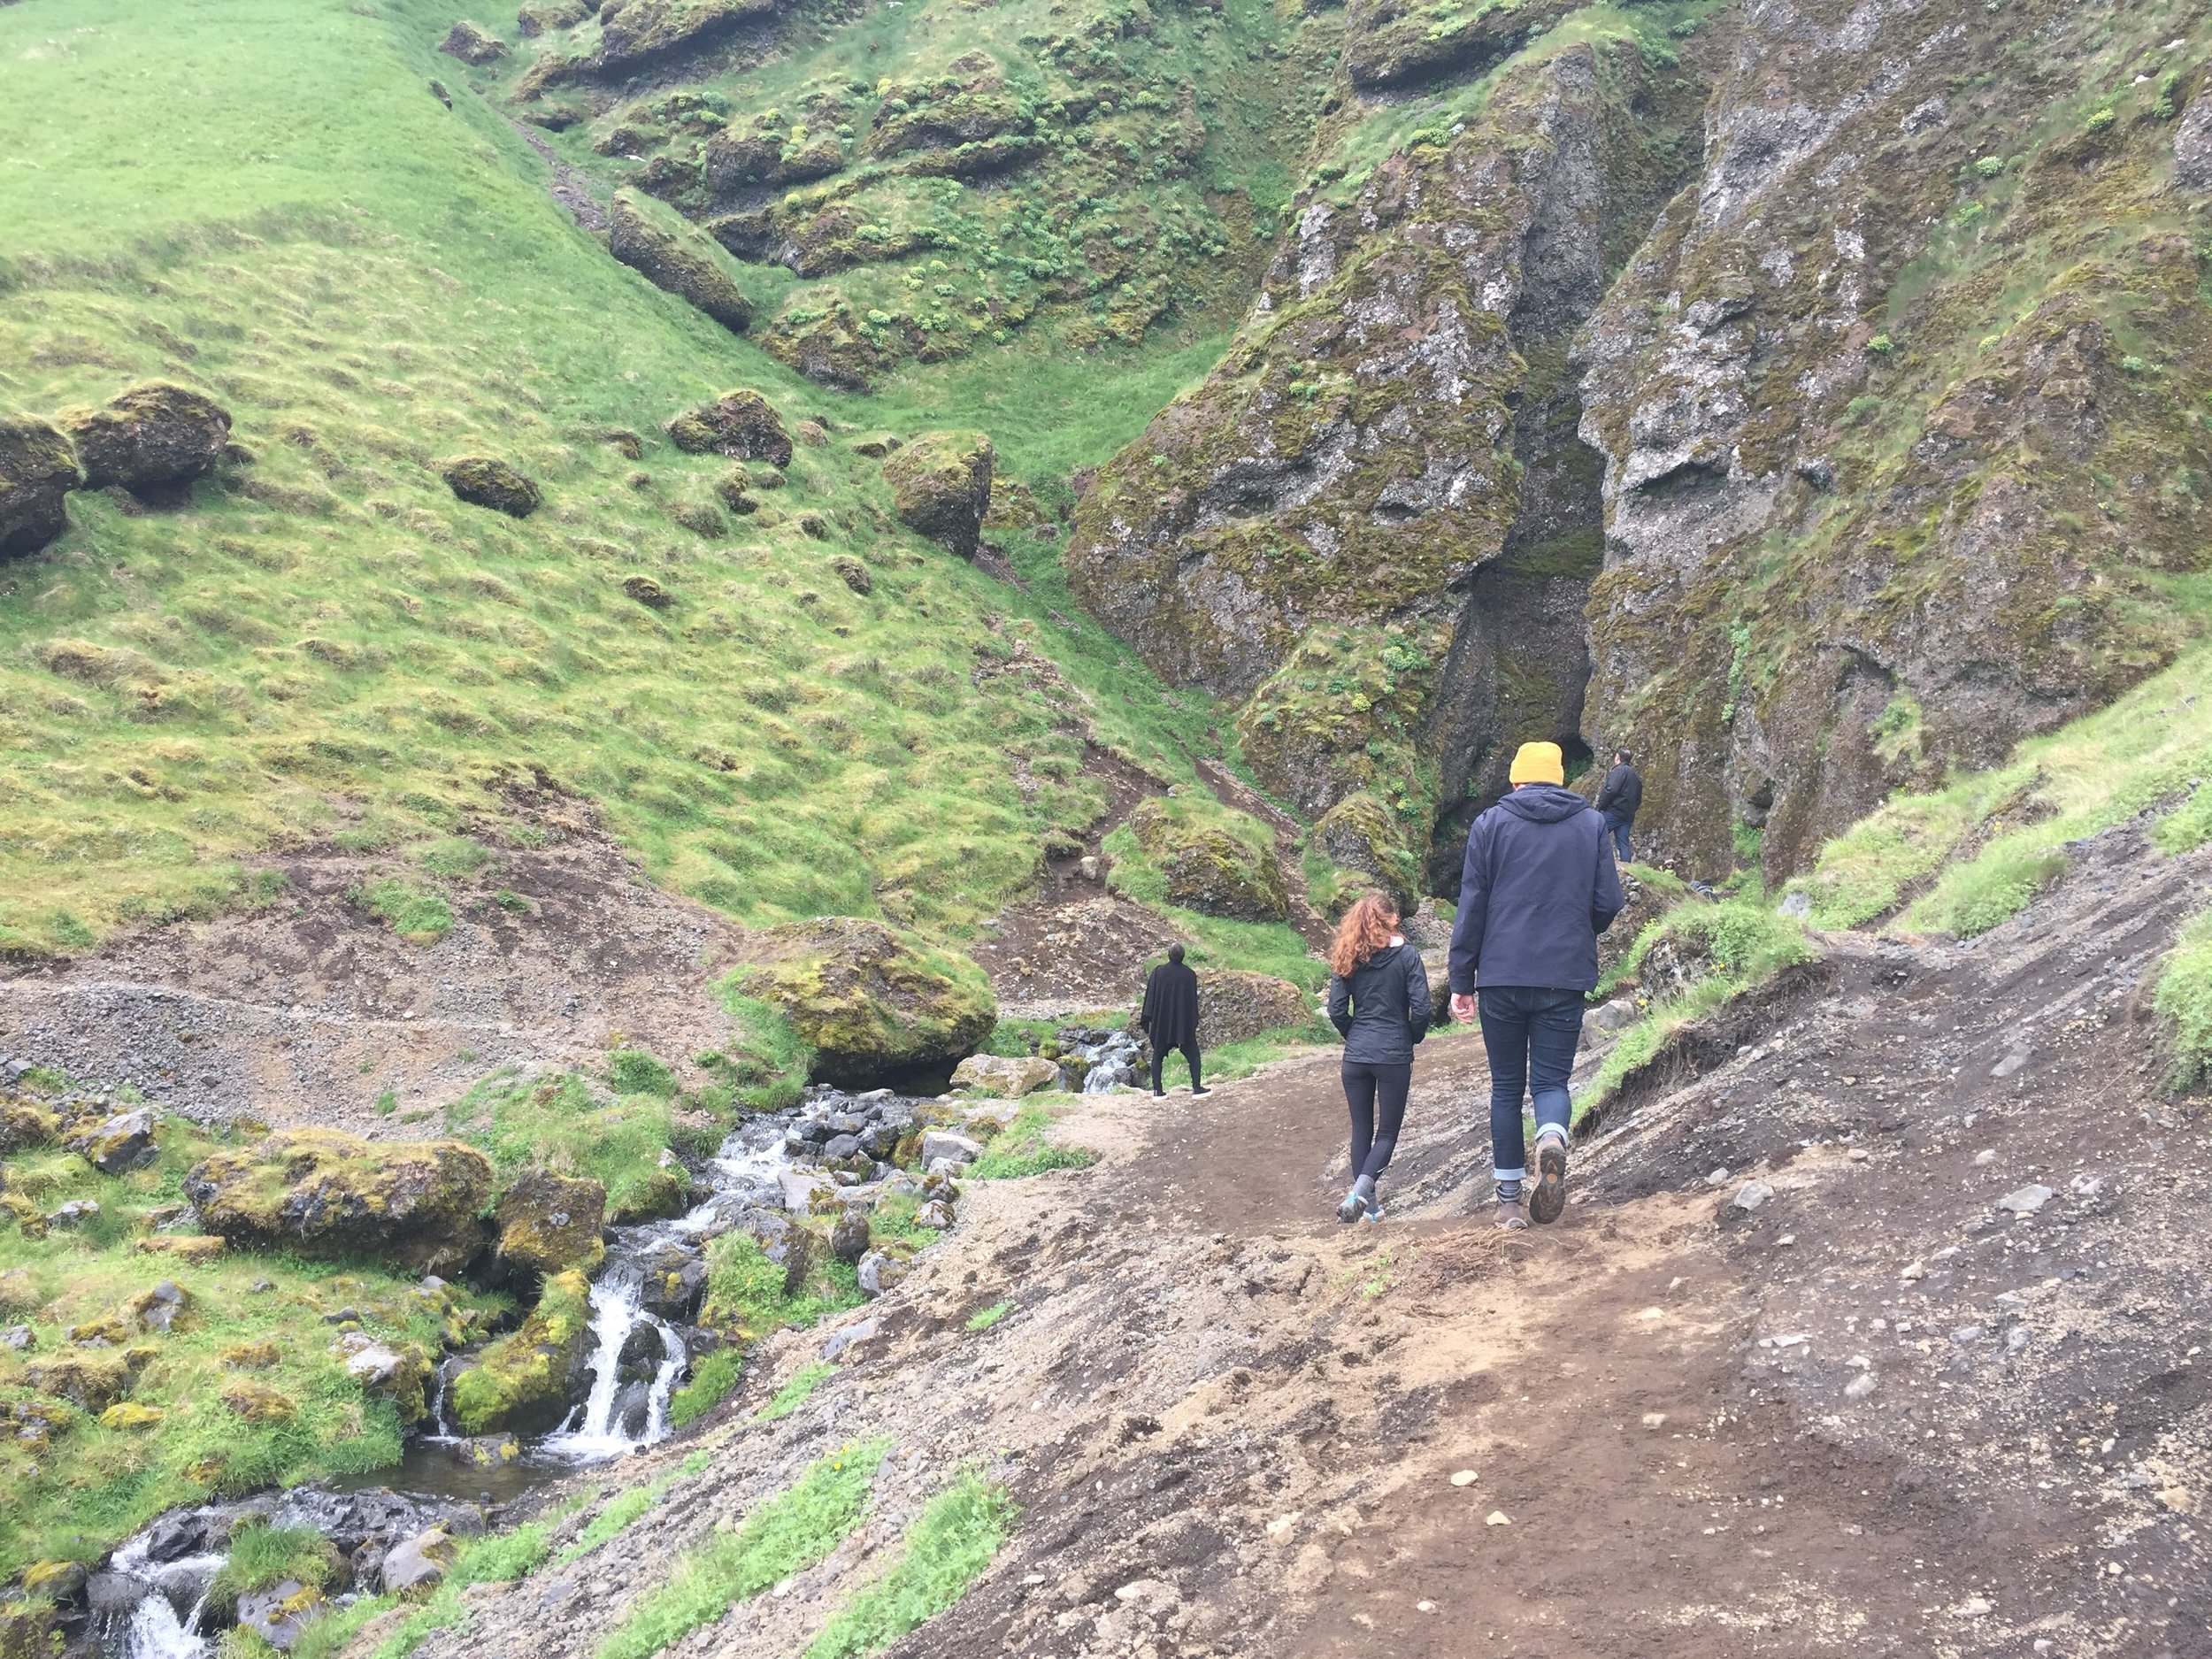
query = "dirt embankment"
xmin=413 ymin=822 xmax=2210 ymax=1658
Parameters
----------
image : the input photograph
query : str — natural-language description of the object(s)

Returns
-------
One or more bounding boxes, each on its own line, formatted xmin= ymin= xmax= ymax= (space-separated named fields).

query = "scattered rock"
xmin=1187 ymin=970 xmax=1311 ymax=1049
xmin=184 ymin=1126 xmax=495 ymax=1276
xmin=596 ymin=0 xmax=772 ymax=71
xmin=46 ymin=1198 xmax=101 ymax=1228
xmin=919 ymin=1130 xmax=983 ymax=1168
xmin=440 ymin=19 xmax=509 ymax=63
xmin=665 ymin=388 xmax=792 ymax=465
xmin=610 ymin=193 xmax=752 ymax=334
xmin=731 ymin=917 xmax=996 ymax=1087
xmin=238 ymin=1578 xmax=326 ymax=1650
xmin=439 ymin=456 xmax=541 ymax=517
xmin=494 ymin=1171 xmax=608 ymax=1278
xmin=1588 ymin=997 xmax=1640 ymax=1033
xmin=829 ymin=1206 xmax=872 ymax=1264
xmin=133 ymin=1235 xmax=227 ymax=1263
xmin=1997 ymin=1184 xmax=2053 ymax=1215
xmin=882 ymin=430 xmax=994 ymax=557
xmin=915 ymin=1199 xmax=956 ymax=1229
xmin=621 ymin=572 xmax=672 ymax=608
xmin=0 ymin=417 xmax=82 ymax=560
xmin=58 ymin=383 xmax=231 ymax=497
xmin=346 ymin=1343 xmax=434 ymax=1422
xmin=517 ymin=0 xmax=590 ymax=35
xmin=1733 ymin=1180 xmax=1774 ymax=1212
xmin=381 ymin=1526 xmax=460 ymax=1598
xmin=98 ymin=1402 xmax=165 ymax=1430
xmin=949 ymin=1054 xmax=1059 ymax=1097
xmin=68 ymin=1108 xmax=157 ymax=1174
xmin=856 ymin=1250 xmax=907 ymax=1297
xmin=819 ymin=1315 xmax=879 ymax=1362
xmin=827 ymin=554 xmax=872 ymax=595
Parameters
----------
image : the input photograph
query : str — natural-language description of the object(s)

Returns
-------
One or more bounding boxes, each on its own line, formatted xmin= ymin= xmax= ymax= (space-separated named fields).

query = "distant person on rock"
xmin=1448 ymin=741 xmax=1624 ymax=1231
xmin=1326 ymin=893 xmax=1432 ymax=1225
xmin=1140 ymin=943 xmax=1208 ymax=1098
xmin=1594 ymin=747 xmax=1642 ymax=864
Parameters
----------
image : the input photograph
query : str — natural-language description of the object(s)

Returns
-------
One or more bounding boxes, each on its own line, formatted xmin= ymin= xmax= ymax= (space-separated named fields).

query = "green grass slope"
xmin=0 ymin=0 xmax=1275 ymax=957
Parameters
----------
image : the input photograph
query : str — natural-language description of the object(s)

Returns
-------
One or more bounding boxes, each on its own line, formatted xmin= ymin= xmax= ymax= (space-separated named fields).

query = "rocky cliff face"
xmin=1069 ymin=0 xmax=2212 ymax=888
xmin=1068 ymin=15 xmax=1714 ymax=892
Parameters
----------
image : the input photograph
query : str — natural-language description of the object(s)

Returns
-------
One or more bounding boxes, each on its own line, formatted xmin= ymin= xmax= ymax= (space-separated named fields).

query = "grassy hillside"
xmin=0 ymin=0 xmax=1291 ymax=958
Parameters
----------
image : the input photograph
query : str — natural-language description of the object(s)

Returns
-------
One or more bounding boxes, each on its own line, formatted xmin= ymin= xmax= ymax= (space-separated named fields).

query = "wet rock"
xmin=440 ymin=19 xmax=509 ymax=63
xmin=882 ymin=430 xmax=993 ymax=557
xmin=634 ymin=1240 xmax=710 ymax=1321
xmin=0 ymin=417 xmax=81 ymax=560
xmin=184 ymin=1126 xmax=495 ymax=1276
xmin=617 ymin=1322 xmax=665 ymax=1376
xmin=238 ymin=1578 xmax=325 ymax=1650
xmin=143 ymin=1512 xmax=207 ymax=1563
xmin=494 ymin=1171 xmax=608 ymax=1279
xmin=448 ymin=1269 xmax=595 ymax=1435
xmin=1128 ymin=798 xmax=1287 ymax=922
xmin=381 ymin=1526 xmax=460 ymax=1598
xmin=731 ymin=917 xmax=996 ymax=1087
xmin=0 ymin=1601 xmax=59 ymax=1655
xmin=611 ymin=1379 xmax=653 ymax=1438
xmin=822 ymin=1133 xmax=863 ymax=1161
xmin=69 ymin=1107 xmax=157 ymax=1174
xmin=610 ymin=193 xmax=753 ymax=334
xmin=58 ymin=383 xmax=231 ymax=497
xmin=439 ymin=456 xmax=541 ymax=518
xmin=447 ymin=1433 xmax=521 ymax=1469
xmin=830 ymin=1205 xmax=872 ymax=1264
xmin=665 ymin=388 xmax=792 ymax=466
xmin=949 ymin=1054 xmax=1059 ymax=1097
xmin=20 ymin=1559 xmax=85 ymax=1604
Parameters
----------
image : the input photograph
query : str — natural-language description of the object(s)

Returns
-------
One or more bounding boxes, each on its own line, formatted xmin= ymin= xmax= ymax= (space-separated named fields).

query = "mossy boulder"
xmin=439 ymin=456 xmax=541 ymax=517
xmin=183 ymin=1127 xmax=495 ymax=1276
xmin=58 ymin=383 xmax=231 ymax=496
xmin=220 ymin=1377 xmax=298 ymax=1424
xmin=732 ymin=918 xmax=997 ymax=1087
xmin=448 ymin=1268 xmax=594 ymax=1436
xmin=609 ymin=193 xmax=753 ymax=334
xmin=27 ymin=1348 xmax=133 ymax=1412
xmin=0 ymin=417 xmax=81 ymax=560
xmin=68 ymin=1108 xmax=157 ymax=1175
xmin=596 ymin=0 xmax=773 ymax=71
xmin=493 ymin=1170 xmax=607 ymax=1279
xmin=0 ymin=1602 xmax=58 ymax=1659
xmin=665 ymin=388 xmax=792 ymax=466
xmin=439 ymin=19 xmax=509 ymax=63
xmin=1342 ymin=0 xmax=1571 ymax=88
xmin=882 ymin=430 xmax=994 ymax=558
xmin=1313 ymin=792 xmax=1425 ymax=915
xmin=518 ymin=0 xmax=590 ymax=35
xmin=0 ymin=1096 xmax=58 ymax=1153
xmin=99 ymin=1401 xmax=165 ymax=1430
xmin=1128 ymin=797 xmax=1287 ymax=922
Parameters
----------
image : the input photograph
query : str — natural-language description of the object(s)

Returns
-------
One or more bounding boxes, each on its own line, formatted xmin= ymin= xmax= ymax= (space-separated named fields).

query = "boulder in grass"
xmin=881 ymin=430 xmax=993 ymax=557
xmin=440 ymin=19 xmax=510 ymax=62
xmin=69 ymin=1109 xmax=157 ymax=1175
xmin=518 ymin=0 xmax=590 ymax=35
xmin=439 ymin=456 xmax=541 ymax=517
xmin=58 ymin=383 xmax=231 ymax=498
xmin=0 ymin=417 xmax=81 ymax=560
xmin=610 ymin=194 xmax=753 ymax=334
xmin=184 ymin=1126 xmax=494 ymax=1276
xmin=731 ymin=917 xmax=996 ymax=1088
xmin=665 ymin=388 xmax=791 ymax=465
xmin=380 ymin=1527 xmax=460 ymax=1599
xmin=596 ymin=0 xmax=773 ymax=71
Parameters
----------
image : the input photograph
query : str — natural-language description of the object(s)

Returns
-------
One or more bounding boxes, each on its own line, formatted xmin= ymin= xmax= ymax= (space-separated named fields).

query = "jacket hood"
xmin=1500 ymin=783 xmax=1592 ymax=824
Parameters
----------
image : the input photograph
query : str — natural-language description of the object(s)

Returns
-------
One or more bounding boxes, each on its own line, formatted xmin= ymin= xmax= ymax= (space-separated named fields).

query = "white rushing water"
xmin=100 ymin=1535 xmax=223 ymax=1659
xmin=535 ymin=1268 xmax=686 ymax=1461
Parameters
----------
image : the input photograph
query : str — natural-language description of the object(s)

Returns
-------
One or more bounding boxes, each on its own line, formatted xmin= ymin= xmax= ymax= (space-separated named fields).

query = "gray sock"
xmin=1496 ymin=1179 xmax=1524 ymax=1202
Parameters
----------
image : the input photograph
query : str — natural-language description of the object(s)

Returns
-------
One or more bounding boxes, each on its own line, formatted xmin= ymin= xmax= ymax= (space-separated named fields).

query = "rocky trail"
xmin=407 ymin=824 xmax=2208 ymax=1659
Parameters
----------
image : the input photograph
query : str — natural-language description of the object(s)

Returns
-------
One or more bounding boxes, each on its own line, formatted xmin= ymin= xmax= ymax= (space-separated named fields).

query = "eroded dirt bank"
xmin=411 ymin=825 xmax=2210 ymax=1659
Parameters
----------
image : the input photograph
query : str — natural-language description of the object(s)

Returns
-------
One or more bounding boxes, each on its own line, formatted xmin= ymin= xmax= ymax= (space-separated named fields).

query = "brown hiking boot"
xmin=1493 ymin=1185 xmax=1528 ymax=1231
xmin=1530 ymin=1134 xmax=1568 ymax=1225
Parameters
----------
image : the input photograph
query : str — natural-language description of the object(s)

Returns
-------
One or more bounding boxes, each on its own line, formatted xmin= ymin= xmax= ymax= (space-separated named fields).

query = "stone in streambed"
xmin=380 ymin=1527 xmax=460 ymax=1598
xmin=447 ymin=1269 xmax=594 ymax=1436
xmin=949 ymin=1054 xmax=1060 ymax=1097
xmin=493 ymin=1170 xmax=607 ymax=1279
xmin=238 ymin=1578 xmax=326 ymax=1650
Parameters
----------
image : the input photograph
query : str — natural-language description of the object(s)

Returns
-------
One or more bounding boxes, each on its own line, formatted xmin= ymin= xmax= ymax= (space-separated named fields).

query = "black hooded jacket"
xmin=1140 ymin=959 xmax=1200 ymax=1049
xmin=1326 ymin=941 xmax=1432 ymax=1065
xmin=1594 ymin=762 xmax=1643 ymax=824
xmin=1447 ymin=783 xmax=1625 ymax=994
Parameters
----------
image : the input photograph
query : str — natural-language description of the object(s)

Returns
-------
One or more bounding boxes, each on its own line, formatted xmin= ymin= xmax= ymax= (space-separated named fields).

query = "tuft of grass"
xmin=966 ymin=1103 xmax=1098 ymax=1179
xmin=699 ymin=1235 xmax=863 ymax=1338
xmin=703 ymin=992 xmax=815 ymax=1115
xmin=964 ymin=1302 xmax=1011 ymax=1333
xmin=2156 ymin=908 xmax=2212 ymax=1094
xmin=206 ymin=1522 xmax=341 ymax=1616
xmin=803 ymin=1471 xmax=1016 ymax=1659
xmin=598 ymin=1440 xmax=891 ymax=1659
xmin=348 ymin=879 xmax=455 ymax=946
xmin=442 ymin=1064 xmax=684 ymax=1222
xmin=666 ymin=1348 xmax=743 ymax=1430
xmin=757 ymin=1361 xmax=837 ymax=1422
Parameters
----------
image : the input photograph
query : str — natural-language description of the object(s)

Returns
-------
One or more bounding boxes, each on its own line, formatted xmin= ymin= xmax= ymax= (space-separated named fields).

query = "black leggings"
xmin=1343 ymin=1060 xmax=1411 ymax=1183
xmin=1150 ymin=1042 xmax=1201 ymax=1093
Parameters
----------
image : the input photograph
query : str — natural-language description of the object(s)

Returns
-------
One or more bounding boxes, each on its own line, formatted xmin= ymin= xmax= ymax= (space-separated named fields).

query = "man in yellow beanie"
xmin=1446 ymin=740 xmax=1624 ymax=1229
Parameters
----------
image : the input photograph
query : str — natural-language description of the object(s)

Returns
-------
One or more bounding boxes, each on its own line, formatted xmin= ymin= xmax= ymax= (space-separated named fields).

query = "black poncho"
xmin=1140 ymin=960 xmax=1201 ymax=1049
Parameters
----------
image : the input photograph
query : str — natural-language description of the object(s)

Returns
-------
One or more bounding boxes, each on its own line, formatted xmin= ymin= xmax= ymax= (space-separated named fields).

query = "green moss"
xmin=443 ymin=1064 xmax=687 ymax=1224
xmin=348 ymin=879 xmax=455 ymax=945
xmin=449 ymin=1270 xmax=595 ymax=1437
xmin=699 ymin=1234 xmax=862 ymax=1338
xmin=207 ymin=1523 xmax=342 ymax=1618
xmin=804 ymin=1471 xmax=1015 ymax=1659
xmin=666 ymin=1348 xmax=743 ymax=1429
xmin=2155 ymin=908 xmax=2212 ymax=1093
xmin=727 ymin=919 xmax=996 ymax=1085
xmin=598 ymin=1440 xmax=891 ymax=1659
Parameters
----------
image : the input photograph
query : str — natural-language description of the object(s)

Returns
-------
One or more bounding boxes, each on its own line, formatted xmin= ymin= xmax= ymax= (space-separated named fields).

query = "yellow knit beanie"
xmin=1508 ymin=741 xmax=1565 ymax=787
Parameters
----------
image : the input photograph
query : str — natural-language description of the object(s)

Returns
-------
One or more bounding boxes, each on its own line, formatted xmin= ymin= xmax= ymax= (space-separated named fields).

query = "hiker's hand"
xmin=1451 ymin=993 xmax=1476 ymax=1025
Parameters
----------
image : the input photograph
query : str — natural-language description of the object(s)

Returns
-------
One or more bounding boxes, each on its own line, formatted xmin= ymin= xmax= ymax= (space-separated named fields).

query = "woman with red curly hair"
xmin=1325 ymin=892 xmax=1432 ymax=1224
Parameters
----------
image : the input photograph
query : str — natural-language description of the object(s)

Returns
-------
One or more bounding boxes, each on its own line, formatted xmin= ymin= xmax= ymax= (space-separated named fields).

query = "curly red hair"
xmin=1328 ymin=892 xmax=1400 ymax=978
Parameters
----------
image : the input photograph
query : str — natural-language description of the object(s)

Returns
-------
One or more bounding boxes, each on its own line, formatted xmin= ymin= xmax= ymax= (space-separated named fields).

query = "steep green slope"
xmin=0 ymin=0 xmax=1257 ymax=956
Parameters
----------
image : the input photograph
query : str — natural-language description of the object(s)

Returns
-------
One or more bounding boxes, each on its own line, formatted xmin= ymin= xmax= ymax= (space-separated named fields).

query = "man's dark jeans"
xmin=1603 ymin=811 xmax=1632 ymax=863
xmin=1477 ymin=985 xmax=1586 ymax=1181
xmin=1150 ymin=1042 xmax=1201 ymax=1094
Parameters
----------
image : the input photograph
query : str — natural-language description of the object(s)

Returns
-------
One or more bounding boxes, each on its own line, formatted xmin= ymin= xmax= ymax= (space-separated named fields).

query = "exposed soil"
xmin=414 ymin=822 xmax=2210 ymax=1659
xmin=0 ymin=816 xmax=747 ymax=1133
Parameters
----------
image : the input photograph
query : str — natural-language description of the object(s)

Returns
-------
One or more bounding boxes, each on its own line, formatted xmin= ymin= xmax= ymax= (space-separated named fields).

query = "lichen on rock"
xmin=595 ymin=0 xmax=775 ymax=72
xmin=881 ymin=430 xmax=994 ymax=557
xmin=665 ymin=388 xmax=792 ymax=465
xmin=493 ymin=1169 xmax=608 ymax=1279
xmin=1126 ymin=796 xmax=1287 ymax=923
xmin=439 ymin=456 xmax=541 ymax=517
xmin=440 ymin=20 xmax=509 ymax=64
xmin=55 ymin=383 xmax=230 ymax=499
xmin=730 ymin=917 xmax=997 ymax=1087
xmin=183 ymin=1126 xmax=495 ymax=1276
xmin=447 ymin=1268 xmax=595 ymax=1436
xmin=609 ymin=192 xmax=754 ymax=334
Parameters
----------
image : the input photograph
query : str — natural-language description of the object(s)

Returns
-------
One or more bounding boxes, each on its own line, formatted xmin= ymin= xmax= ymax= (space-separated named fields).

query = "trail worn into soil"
xmin=415 ymin=820 xmax=2209 ymax=1659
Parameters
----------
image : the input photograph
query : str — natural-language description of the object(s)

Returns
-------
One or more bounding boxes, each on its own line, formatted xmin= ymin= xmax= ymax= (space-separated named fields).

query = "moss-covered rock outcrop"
xmin=665 ymin=388 xmax=791 ymax=465
xmin=492 ymin=1170 xmax=607 ymax=1279
xmin=595 ymin=0 xmax=774 ymax=73
xmin=447 ymin=1268 xmax=595 ymax=1435
xmin=439 ymin=455 xmax=541 ymax=517
xmin=1127 ymin=796 xmax=1287 ymax=922
xmin=731 ymin=918 xmax=997 ymax=1087
xmin=0 ymin=418 xmax=81 ymax=560
xmin=56 ymin=383 xmax=231 ymax=498
xmin=183 ymin=1127 xmax=494 ymax=1276
xmin=609 ymin=192 xmax=754 ymax=334
xmin=881 ymin=430 xmax=994 ymax=558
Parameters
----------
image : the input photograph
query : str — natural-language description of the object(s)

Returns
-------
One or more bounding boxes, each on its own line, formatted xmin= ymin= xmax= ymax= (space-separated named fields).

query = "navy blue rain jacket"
xmin=1447 ymin=783 xmax=1625 ymax=994
xmin=1327 ymin=941 xmax=1432 ymax=1065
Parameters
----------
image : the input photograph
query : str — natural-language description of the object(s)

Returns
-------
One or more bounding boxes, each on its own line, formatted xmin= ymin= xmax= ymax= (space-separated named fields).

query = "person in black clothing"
xmin=1594 ymin=747 xmax=1642 ymax=864
xmin=1325 ymin=892 xmax=1432 ymax=1225
xmin=1139 ymin=943 xmax=1208 ymax=1097
xmin=1448 ymin=741 xmax=1624 ymax=1230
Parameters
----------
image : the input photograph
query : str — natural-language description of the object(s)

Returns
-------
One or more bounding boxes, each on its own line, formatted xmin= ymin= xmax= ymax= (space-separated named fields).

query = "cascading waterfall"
xmin=535 ymin=1267 xmax=686 ymax=1461
xmin=97 ymin=1534 xmax=224 ymax=1659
